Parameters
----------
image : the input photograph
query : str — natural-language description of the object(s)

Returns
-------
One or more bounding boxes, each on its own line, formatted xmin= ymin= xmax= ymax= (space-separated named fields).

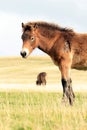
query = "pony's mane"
xmin=26 ymin=21 xmax=74 ymax=33
xmin=24 ymin=21 xmax=75 ymax=40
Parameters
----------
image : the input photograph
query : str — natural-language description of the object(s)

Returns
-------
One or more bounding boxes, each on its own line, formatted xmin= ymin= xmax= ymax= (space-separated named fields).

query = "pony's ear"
xmin=24 ymin=25 xmax=31 ymax=31
xmin=22 ymin=23 xmax=25 ymax=28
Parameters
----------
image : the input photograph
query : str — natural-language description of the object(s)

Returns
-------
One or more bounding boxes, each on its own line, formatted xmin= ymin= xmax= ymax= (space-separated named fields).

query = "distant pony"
xmin=36 ymin=72 xmax=47 ymax=86
xmin=20 ymin=21 xmax=87 ymax=105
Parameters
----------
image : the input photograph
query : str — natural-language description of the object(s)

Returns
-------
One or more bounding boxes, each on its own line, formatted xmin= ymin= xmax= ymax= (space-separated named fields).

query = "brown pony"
xmin=20 ymin=21 xmax=87 ymax=105
xmin=36 ymin=72 xmax=47 ymax=86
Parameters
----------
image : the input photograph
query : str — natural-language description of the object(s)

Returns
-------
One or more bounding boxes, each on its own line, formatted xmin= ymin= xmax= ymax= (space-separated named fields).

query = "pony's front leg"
xmin=68 ymin=78 xmax=75 ymax=103
xmin=62 ymin=78 xmax=75 ymax=105
xmin=60 ymin=64 xmax=75 ymax=105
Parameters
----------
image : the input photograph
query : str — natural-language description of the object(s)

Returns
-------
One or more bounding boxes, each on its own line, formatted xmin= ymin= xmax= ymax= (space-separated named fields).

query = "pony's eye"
xmin=31 ymin=36 xmax=35 ymax=42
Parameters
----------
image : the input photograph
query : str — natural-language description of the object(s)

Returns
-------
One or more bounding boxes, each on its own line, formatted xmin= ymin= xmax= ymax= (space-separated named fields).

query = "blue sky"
xmin=0 ymin=0 xmax=87 ymax=56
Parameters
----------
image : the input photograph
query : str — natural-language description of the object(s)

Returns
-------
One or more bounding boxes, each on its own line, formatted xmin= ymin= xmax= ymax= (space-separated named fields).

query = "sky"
xmin=0 ymin=0 xmax=87 ymax=56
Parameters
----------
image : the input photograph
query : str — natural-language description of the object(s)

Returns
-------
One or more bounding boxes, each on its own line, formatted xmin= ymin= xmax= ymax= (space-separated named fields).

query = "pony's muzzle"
xmin=20 ymin=48 xmax=29 ymax=58
xmin=20 ymin=51 xmax=27 ymax=58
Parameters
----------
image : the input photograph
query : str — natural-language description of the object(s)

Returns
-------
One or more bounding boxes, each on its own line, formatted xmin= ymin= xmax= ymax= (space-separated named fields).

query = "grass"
xmin=0 ymin=91 xmax=87 ymax=130
xmin=0 ymin=56 xmax=60 ymax=84
xmin=0 ymin=56 xmax=87 ymax=130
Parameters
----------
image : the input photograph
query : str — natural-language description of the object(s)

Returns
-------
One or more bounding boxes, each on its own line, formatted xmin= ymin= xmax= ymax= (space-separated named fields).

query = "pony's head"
xmin=20 ymin=22 xmax=39 ymax=58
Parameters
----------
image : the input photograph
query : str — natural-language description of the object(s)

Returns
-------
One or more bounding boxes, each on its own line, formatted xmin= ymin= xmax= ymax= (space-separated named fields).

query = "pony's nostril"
xmin=23 ymin=52 xmax=27 ymax=57
xmin=20 ymin=51 xmax=27 ymax=58
xmin=20 ymin=51 xmax=22 ymax=56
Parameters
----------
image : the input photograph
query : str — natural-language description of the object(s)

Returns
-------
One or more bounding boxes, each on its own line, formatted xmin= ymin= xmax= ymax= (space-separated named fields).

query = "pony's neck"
xmin=38 ymin=38 xmax=55 ymax=55
xmin=37 ymin=32 xmax=50 ymax=54
xmin=38 ymin=46 xmax=47 ymax=54
xmin=38 ymin=42 xmax=49 ymax=54
xmin=37 ymin=29 xmax=59 ymax=55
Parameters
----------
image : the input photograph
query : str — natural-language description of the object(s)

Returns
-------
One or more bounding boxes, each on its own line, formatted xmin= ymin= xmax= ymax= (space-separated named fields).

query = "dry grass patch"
xmin=0 ymin=56 xmax=87 ymax=86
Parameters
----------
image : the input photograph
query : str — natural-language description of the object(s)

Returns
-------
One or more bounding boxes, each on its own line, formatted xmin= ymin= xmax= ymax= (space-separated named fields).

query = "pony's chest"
xmin=51 ymin=56 xmax=59 ymax=66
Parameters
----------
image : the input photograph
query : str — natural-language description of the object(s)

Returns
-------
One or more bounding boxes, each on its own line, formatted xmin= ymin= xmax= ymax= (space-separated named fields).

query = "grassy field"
xmin=0 ymin=91 xmax=87 ymax=130
xmin=0 ymin=56 xmax=87 ymax=85
xmin=0 ymin=56 xmax=60 ymax=84
xmin=0 ymin=56 xmax=87 ymax=130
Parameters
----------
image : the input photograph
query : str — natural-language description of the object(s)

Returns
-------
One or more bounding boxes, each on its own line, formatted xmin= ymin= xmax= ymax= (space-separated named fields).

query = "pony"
xmin=36 ymin=72 xmax=47 ymax=86
xmin=20 ymin=21 xmax=87 ymax=105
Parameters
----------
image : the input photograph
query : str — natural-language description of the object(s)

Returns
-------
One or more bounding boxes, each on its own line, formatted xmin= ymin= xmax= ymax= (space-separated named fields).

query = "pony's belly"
xmin=72 ymin=56 xmax=87 ymax=70
xmin=72 ymin=64 xmax=87 ymax=70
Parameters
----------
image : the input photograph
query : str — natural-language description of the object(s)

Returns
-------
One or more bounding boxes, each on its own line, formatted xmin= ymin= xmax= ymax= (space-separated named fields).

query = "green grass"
xmin=0 ymin=91 xmax=87 ymax=130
